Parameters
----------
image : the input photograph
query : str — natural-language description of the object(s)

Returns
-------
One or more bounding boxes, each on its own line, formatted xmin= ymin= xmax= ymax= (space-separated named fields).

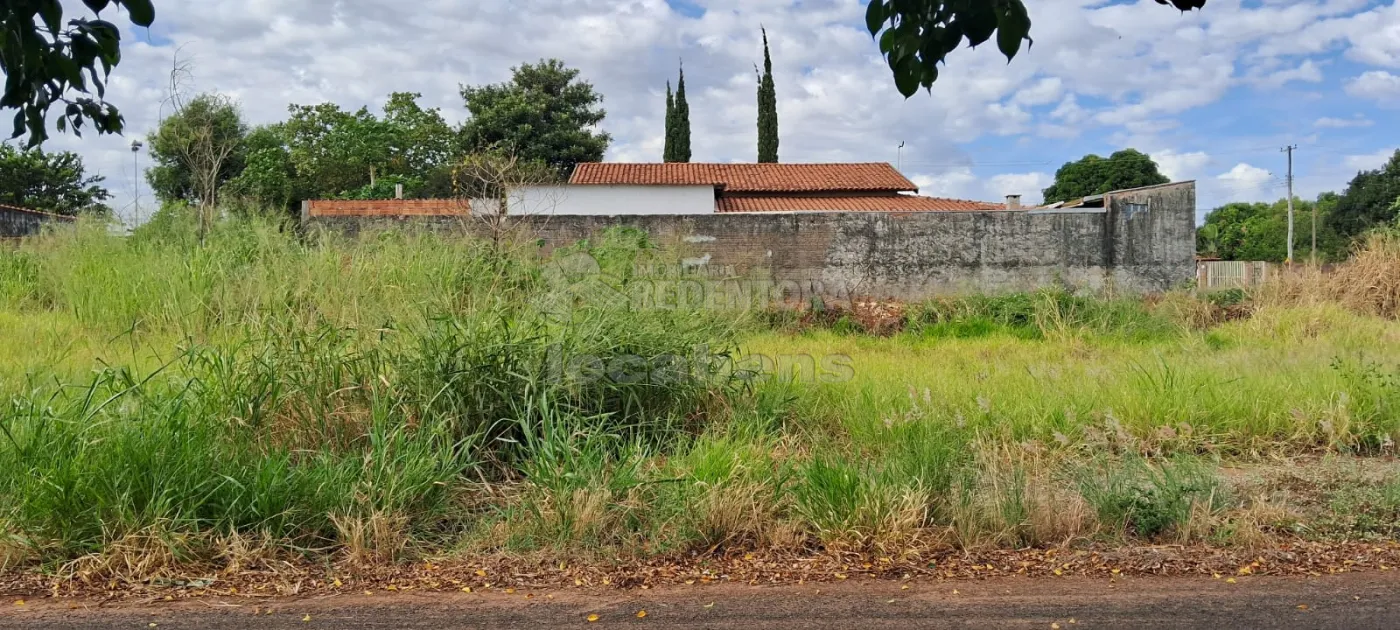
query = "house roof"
xmin=717 ymin=195 xmax=1003 ymax=213
xmin=569 ymin=163 xmax=918 ymax=193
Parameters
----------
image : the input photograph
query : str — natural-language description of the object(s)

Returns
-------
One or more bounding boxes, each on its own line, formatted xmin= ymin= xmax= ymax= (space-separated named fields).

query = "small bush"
xmin=1074 ymin=455 xmax=1224 ymax=541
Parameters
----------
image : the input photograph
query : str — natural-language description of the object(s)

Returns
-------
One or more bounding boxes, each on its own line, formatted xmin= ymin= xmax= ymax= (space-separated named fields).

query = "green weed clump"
xmin=0 ymin=215 xmax=737 ymax=571
xmin=906 ymin=290 xmax=1180 ymax=342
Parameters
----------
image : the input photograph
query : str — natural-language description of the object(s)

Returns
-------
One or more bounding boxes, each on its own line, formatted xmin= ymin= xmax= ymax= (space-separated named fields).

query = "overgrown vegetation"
xmin=2 ymin=216 xmax=1400 ymax=582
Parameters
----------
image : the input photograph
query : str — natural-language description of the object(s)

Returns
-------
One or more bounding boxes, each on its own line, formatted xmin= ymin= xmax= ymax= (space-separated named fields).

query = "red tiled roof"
xmin=717 ymin=195 xmax=1004 ymax=213
xmin=569 ymin=163 xmax=918 ymax=193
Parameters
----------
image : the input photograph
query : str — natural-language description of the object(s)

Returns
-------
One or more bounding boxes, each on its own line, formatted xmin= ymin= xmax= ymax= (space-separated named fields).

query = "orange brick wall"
xmin=306 ymin=199 xmax=468 ymax=217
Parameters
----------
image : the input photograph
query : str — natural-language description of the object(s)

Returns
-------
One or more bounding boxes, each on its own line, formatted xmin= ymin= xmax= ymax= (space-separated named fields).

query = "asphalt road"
xmin=5 ymin=572 xmax=1400 ymax=629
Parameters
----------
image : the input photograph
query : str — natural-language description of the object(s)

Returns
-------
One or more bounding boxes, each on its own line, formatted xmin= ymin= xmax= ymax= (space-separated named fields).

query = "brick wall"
xmin=305 ymin=182 xmax=1197 ymax=299
xmin=304 ymin=199 xmax=467 ymax=217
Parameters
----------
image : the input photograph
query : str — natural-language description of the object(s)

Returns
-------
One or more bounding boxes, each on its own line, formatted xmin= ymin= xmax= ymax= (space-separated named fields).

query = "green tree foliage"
xmin=381 ymin=92 xmax=455 ymax=176
xmin=1198 ymin=197 xmax=1349 ymax=263
xmin=1041 ymin=149 xmax=1170 ymax=205
xmin=282 ymin=102 xmax=392 ymax=199
xmin=1 ymin=0 xmax=154 ymax=146
xmin=220 ymin=125 xmax=295 ymax=211
xmin=0 ymin=143 xmax=110 ymax=215
xmin=757 ymin=28 xmax=779 ymax=164
xmin=865 ymin=0 xmax=1205 ymax=97
xmin=672 ymin=66 xmax=691 ymax=163
xmin=1328 ymin=149 xmax=1400 ymax=243
xmin=663 ymin=82 xmax=677 ymax=163
xmin=146 ymin=93 xmax=248 ymax=206
xmin=460 ymin=59 xmax=611 ymax=174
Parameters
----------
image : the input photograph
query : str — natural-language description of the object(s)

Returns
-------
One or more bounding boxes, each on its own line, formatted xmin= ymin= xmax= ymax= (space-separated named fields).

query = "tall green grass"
xmin=2 ymin=213 xmax=1399 ymax=574
xmin=0 ymin=215 xmax=737 ymax=568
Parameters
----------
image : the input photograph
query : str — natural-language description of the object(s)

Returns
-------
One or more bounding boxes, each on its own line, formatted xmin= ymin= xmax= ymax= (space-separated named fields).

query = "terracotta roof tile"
xmin=569 ymin=163 xmax=917 ymax=193
xmin=717 ymin=195 xmax=1004 ymax=213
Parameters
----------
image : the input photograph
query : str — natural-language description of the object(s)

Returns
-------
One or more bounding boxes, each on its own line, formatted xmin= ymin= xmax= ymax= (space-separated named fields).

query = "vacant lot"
xmin=1 ymin=216 xmax=1398 ymax=590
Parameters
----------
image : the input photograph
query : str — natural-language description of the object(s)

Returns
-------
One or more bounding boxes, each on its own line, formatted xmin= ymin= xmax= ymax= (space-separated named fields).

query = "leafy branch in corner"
xmin=866 ymin=0 xmax=1207 ymax=97
xmin=0 ymin=0 xmax=155 ymax=146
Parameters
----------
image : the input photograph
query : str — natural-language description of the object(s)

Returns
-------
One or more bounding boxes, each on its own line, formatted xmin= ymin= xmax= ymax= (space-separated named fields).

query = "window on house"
xmin=1122 ymin=201 xmax=1149 ymax=218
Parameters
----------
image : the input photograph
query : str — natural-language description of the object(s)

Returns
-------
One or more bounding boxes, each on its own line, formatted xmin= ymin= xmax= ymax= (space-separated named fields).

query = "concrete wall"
xmin=501 ymin=185 xmax=715 ymax=215
xmin=0 ymin=206 xmax=72 ymax=238
xmin=307 ymin=182 xmax=1196 ymax=299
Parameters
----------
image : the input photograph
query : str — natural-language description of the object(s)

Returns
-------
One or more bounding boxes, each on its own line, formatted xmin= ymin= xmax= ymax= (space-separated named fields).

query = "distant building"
xmin=0 ymin=203 xmax=73 ymax=238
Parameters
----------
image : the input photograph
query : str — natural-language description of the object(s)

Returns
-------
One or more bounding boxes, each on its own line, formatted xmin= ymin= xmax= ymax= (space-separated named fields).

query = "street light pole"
xmin=130 ymin=140 xmax=143 ymax=228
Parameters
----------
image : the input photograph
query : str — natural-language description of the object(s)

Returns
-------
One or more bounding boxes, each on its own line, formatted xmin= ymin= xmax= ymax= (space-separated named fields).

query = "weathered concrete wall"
xmin=0 ymin=206 xmax=72 ymax=238
xmin=307 ymin=182 xmax=1196 ymax=299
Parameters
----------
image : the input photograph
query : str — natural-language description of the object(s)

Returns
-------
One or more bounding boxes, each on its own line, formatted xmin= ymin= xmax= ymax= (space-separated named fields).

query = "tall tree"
xmin=663 ymin=81 xmax=676 ymax=163
xmin=460 ymin=59 xmax=611 ymax=174
xmin=1041 ymin=149 xmax=1170 ymax=205
xmin=757 ymin=28 xmax=779 ymax=163
xmin=382 ymin=92 xmax=456 ymax=177
xmin=672 ymin=65 xmax=692 ymax=163
xmin=281 ymin=102 xmax=392 ymax=199
xmin=146 ymin=93 xmax=248 ymax=207
xmin=1328 ymin=149 xmax=1400 ymax=243
xmin=0 ymin=143 xmax=110 ymax=215
xmin=220 ymin=125 xmax=295 ymax=211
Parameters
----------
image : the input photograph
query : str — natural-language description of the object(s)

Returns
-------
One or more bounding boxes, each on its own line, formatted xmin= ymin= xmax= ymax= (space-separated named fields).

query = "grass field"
xmin=2 ymin=214 xmax=1398 ymax=581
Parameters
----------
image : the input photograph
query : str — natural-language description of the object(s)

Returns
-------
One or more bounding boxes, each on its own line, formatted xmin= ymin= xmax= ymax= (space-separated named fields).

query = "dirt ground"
xmin=4 ymin=572 xmax=1400 ymax=629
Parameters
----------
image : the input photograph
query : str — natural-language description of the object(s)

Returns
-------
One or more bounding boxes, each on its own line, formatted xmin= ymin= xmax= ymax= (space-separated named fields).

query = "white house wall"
xmin=493 ymin=185 xmax=715 ymax=215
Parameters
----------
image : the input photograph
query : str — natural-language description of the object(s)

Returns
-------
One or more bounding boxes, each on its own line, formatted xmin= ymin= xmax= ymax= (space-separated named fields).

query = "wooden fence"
xmin=1196 ymin=260 xmax=1275 ymax=291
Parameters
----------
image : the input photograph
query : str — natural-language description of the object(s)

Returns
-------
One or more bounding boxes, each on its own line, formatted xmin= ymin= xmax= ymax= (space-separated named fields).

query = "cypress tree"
xmin=757 ymin=27 xmax=779 ymax=163
xmin=663 ymin=81 xmax=676 ymax=162
xmin=674 ymin=64 xmax=691 ymax=163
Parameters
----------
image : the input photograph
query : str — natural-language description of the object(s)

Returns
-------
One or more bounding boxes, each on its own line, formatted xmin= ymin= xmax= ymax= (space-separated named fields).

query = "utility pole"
xmin=1282 ymin=145 xmax=1296 ymax=265
xmin=897 ymin=141 xmax=905 ymax=172
xmin=130 ymin=140 xmax=143 ymax=228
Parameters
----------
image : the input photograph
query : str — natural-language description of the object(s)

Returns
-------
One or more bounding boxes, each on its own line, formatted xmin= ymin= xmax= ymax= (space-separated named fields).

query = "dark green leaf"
xmin=119 ymin=0 xmax=156 ymax=27
xmin=39 ymin=1 xmax=63 ymax=33
xmin=893 ymin=55 xmax=921 ymax=98
xmin=865 ymin=0 xmax=886 ymax=37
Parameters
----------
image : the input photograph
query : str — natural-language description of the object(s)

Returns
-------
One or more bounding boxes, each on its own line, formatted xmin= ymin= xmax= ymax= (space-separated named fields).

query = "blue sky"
xmin=44 ymin=0 xmax=1400 ymax=223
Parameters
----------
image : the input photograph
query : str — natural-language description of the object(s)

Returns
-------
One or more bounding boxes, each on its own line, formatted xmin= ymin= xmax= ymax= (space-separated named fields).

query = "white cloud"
xmin=24 ymin=0 xmax=1398 ymax=226
xmin=1214 ymin=163 xmax=1276 ymax=202
xmin=1250 ymin=59 xmax=1324 ymax=87
xmin=986 ymin=172 xmax=1053 ymax=205
xmin=909 ymin=169 xmax=1051 ymax=205
xmin=1314 ymin=115 xmax=1373 ymax=128
xmin=1152 ymin=150 xmax=1211 ymax=182
xmin=1344 ymin=70 xmax=1400 ymax=103
xmin=1343 ymin=149 xmax=1395 ymax=172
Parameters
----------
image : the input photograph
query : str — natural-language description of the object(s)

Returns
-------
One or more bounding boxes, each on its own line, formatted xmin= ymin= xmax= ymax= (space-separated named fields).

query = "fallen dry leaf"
xmin=461 ymin=587 xmax=472 ymax=593
xmin=586 ymin=614 xmax=600 ymax=622
xmin=636 ymin=610 xmax=647 ymax=618
xmin=302 ymin=614 xmax=311 ymax=622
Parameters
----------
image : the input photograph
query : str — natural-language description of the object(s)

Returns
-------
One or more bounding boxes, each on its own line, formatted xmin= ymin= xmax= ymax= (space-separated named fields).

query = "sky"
xmin=39 ymin=0 xmax=1400 ymax=225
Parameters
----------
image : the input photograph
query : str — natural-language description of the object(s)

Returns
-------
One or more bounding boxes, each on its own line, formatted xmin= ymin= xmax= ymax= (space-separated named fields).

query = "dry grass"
xmin=1259 ymin=233 xmax=1400 ymax=319
xmin=333 ymin=512 xmax=410 ymax=566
